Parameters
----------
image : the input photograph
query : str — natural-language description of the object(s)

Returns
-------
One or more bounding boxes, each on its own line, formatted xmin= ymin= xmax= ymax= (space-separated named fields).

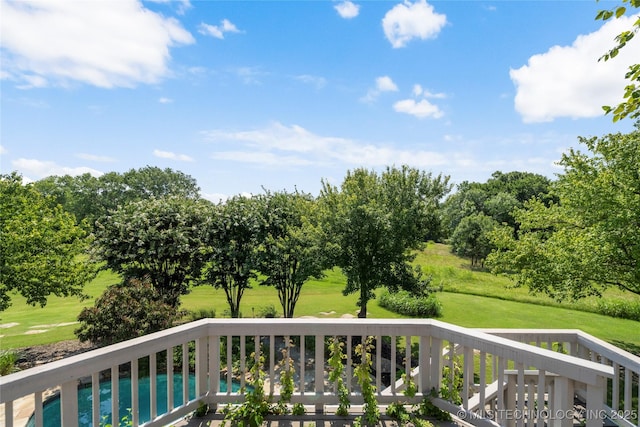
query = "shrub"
xmin=75 ymin=277 xmax=182 ymax=346
xmin=254 ymin=304 xmax=278 ymax=318
xmin=378 ymin=290 xmax=442 ymax=318
xmin=0 ymin=349 xmax=19 ymax=376
xmin=186 ymin=308 xmax=216 ymax=322
xmin=596 ymin=299 xmax=640 ymax=322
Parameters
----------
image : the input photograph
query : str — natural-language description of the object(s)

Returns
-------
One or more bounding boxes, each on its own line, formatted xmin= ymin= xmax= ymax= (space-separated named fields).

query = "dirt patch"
xmin=29 ymin=322 xmax=78 ymax=329
xmin=15 ymin=340 xmax=97 ymax=370
xmin=0 ymin=322 xmax=19 ymax=329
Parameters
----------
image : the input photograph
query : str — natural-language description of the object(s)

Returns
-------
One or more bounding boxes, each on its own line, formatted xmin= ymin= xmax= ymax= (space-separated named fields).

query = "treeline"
xmin=1 ymin=166 xmax=453 ymax=345
xmin=1 ymin=125 xmax=639 ymax=345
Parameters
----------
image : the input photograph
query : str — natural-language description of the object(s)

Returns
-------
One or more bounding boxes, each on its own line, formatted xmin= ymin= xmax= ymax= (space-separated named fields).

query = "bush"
xmin=254 ymin=304 xmax=278 ymax=318
xmin=596 ymin=299 xmax=640 ymax=322
xmin=0 ymin=349 xmax=19 ymax=376
xmin=75 ymin=277 xmax=183 ymax=347
xmin=378 ymin=290 xmax=442 ymax=318
xmin=186 ymin=308 xmax=216 ymax=321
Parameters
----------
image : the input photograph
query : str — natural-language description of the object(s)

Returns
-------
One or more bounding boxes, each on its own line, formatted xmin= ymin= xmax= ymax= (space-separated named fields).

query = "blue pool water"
xmin=26 ymin=374 xmax=240 ymax=427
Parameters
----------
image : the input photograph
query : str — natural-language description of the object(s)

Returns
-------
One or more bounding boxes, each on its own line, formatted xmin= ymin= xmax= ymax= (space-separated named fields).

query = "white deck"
xmin=1 ymin=319 xmax=638 ymax=427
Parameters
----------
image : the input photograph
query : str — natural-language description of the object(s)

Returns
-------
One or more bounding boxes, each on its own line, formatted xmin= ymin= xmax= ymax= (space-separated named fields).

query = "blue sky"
xmin=1 ymin=0 xmax=638 ymax=201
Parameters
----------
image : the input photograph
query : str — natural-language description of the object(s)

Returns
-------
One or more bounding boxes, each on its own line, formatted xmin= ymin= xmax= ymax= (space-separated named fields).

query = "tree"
xmin=256 ymin=191 xmax=327 ymax=318
xmin=488 ymin=126 xmax=640 ymax=299
xmin=450 ymin=213 xmax=499 ymax=267
xmin=484 ymin=171 xmax=555 ymax=206
xmin=0 ymin=173 xmax=96 ymax=311
xmin=320 ymin=165 xmax=451 ymax=318
xmin=484 ymin=192 xmax=520 ymax=226
xmin=442 ymin=183 xmax=488 ymax=235
xmin=33 ymin=166 xmax=201 ymax=230
xmin=92 ymin=196 xmax=210 ymax=307
xmin=201 ymin=195 xmax=261 ymax=318
xmin=122 ymin=166 xmax=200 ymax=201
xmin=442 ymin=171 xmax=554 ymax=267
xmin=33 ymin=173 xmax=104 ymax=229
xmin=596 ymin=0 xmax=640 ymax=122
xmin=76 ymin=277 xmax=181 ymax=346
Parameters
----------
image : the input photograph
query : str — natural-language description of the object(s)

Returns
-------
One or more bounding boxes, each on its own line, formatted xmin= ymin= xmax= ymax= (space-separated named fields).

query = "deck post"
xmin=428 ymin=337 xmax=442 ymax=393
xmin=315 ymin=334 xmax=325 ymax=414
xmin=585 ymin=376 xmax=605 ymax=427
xmin=196 ymin=336 xmax=208 ymax=398
xmin=60 ymin=380 xmax=79 ymax=427
xmin=551 ymin=376 xmax=573 ymax=427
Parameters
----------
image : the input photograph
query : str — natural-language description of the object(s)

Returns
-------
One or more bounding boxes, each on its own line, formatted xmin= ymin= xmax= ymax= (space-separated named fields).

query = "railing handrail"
xmin=0 ymin=318 xmax=615 ymax=405
xmin=0 ymin=319 xmax=211 ymax=402
xmin=480 ymin=328 xmax=640 ymax=372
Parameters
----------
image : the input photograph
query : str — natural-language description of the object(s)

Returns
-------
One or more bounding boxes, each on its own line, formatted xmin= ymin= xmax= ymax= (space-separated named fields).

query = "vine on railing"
xmin=353 ymin=337 xmax=380 ymax=427
xmin=328 ymin=337 xmax=351 ymax=416
xmin=386 ymin=372 xmax=435 ymax=427
xmin=222 ymin=354 xmax=272 ymax=427
xmin=220 ymin=335 xmax=464 ymax=426
xmin=418 ymin=349 xmax=464 ymax=422
xmin=275 ymin=341 xmax=305 ymax=416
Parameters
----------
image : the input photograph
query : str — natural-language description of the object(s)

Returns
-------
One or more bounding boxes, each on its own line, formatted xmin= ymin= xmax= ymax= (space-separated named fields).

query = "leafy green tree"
xmin=320 ymin=165 xmax=451 ymax=318
xmin=33 ymin=173 xmax=104 ymax=229
xmin=33 ymin=167 xmax=200 ymax=230
xmin=484 ymin=192 xmax=520 ymax=226
xmin=256 ymin=191 xmax=327 ymax=318
xmin=0 ymin=173 xmax=96 ymax=311
xmin=488 ymin=126 xmax=640 ymax=299
xmin=596 ymin=0 xmax=640 ymax=122
xmin=92 ymin=196 xmax=210 ymax=307
xmin=201 ymin=196 xmax=261 ymax=318
xmin=121 ymin=166 xmax=200 ymax=201
xmin=441 ymin=183 xmax=488 ymax=235
xmin=76 ymin=277 xmax=181 ymax=346
xmin=442 ymin=171 xmax=554 ymax=267
xmin=450 ymin=213 xmax=498 ymax=267
xmin=484 ymin=171 xmax=555 ymax=205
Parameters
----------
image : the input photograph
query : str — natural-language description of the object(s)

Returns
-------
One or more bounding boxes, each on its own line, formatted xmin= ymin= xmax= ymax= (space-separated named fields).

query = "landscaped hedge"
xmin=596 ymin=299 xmax=640 ymax=322
xmin=378 ymin=290 xmax=442 ymax=318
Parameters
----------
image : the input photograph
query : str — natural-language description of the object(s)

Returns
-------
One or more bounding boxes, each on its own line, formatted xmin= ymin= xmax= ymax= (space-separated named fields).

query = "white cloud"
xmin=335 ymin=1 xmax=360 ymax=19
xmin=1 ymin=0 xmax=194 ymax=88
xmin=153 ymin=149 xmax=194 ymax=162
xmin=393 ymin=99 xmax=444 ymax=119
xmin=295 ymin=74 xmax=327 ymax=89
xmin=394 ymin=82 xmax=445 ymax=118
xmin=382 ymin=0 xmax=447 ymax=48
xmin=202 ymin=122 xmax=448 ymax=168
xmin=234 ymin=67 xmax=266 ymax=85
xmin=0 ymin=0 xmax=194 ymax=89
xmin=146 ymin=0 xmax=192 ymax=15
xmin=12 ymin=158 xmax=103 ymax=179
xmin=510 ymin=14 xmax=640 ymax=123
xmin=0 ymin=145 xmax=7 ymax=155
xmin=376 ymin=76 xmax=399 ymax=92
xmin=361 ymin=75 xmax=398 ymax=103
xmin=198 ymin=19 xmax=242 ymax=39
xmin=75 ymin=153 xmax=116 ymax=162
xmin=159 ymin=97 xmax=173 ymax=104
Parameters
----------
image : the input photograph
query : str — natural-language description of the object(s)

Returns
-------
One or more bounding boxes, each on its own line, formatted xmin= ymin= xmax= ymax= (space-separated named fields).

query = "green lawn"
xmin=1 ymin=243 xmax=638 ymax=350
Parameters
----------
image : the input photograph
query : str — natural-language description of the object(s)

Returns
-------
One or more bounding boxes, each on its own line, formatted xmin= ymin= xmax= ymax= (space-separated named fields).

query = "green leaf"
xmin=616 ymin=6 xmax=627 ymax=17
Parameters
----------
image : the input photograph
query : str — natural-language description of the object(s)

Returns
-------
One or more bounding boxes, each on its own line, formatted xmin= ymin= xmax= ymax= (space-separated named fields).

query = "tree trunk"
xmin=358 ymin=296 xmax=367 ymax=318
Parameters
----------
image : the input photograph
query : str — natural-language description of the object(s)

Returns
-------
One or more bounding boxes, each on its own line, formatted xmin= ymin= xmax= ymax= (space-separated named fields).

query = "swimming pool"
xmin=26 ymin=374 xmax=240 ymax=426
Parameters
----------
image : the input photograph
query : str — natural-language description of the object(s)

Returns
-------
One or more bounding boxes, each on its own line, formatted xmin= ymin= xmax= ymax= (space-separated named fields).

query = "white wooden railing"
xmin=1 ymin=319 xmax=637 ymax=427
xmin=482 ymin=329 xmax=640 ymax=427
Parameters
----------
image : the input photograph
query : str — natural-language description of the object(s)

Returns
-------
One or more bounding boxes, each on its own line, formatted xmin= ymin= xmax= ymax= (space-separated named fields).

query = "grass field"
xmin=1 ymin=243 xmax=638 ymax=350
